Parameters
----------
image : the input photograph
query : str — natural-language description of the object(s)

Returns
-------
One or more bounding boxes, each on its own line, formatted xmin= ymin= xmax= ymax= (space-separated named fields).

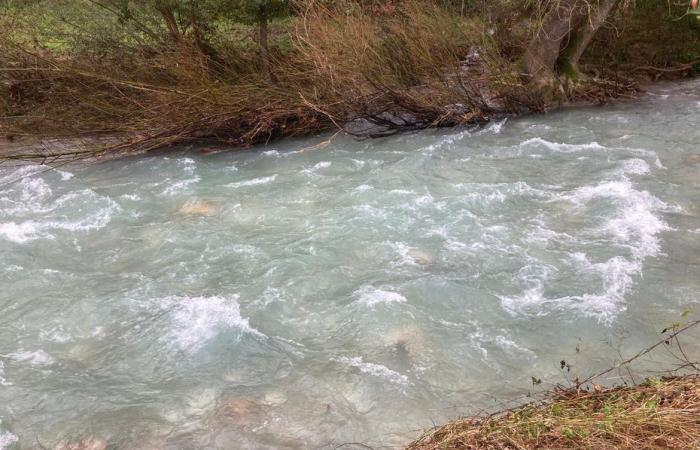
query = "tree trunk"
xmin=155 ymin=1 xmax=184 ymax=46
xmin=558 ymin=0 xmax=620 ymax=80
xmin=188 ymin=5 xmax=214 ymax=58
xmin=258 ymin=6 xmax=272 ymax=83
xmin=523 ymin=0 xmax=588 ymax=85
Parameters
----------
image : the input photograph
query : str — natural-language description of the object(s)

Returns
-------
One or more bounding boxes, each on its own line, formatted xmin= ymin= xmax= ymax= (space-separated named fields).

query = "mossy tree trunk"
xmin=523 ymin=0 xmax=589 ymax=86
xmin=558 ymin=0 xmax=620 ymax=81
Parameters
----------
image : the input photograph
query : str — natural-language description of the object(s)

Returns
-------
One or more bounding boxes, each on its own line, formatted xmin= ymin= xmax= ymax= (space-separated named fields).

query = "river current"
xmin=1 ymin=81 xmax=699 ymax=449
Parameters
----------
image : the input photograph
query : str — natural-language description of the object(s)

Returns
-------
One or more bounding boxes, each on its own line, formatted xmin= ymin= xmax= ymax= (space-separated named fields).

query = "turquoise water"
xmin=1 ymin=81 xmax=699 ymax=449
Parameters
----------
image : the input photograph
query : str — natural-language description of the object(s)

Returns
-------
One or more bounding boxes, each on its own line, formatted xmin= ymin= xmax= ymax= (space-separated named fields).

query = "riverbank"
xmin=407 ymin=375 xmax=700 ymax=450
xmin=1 ymin=74 xmax=700 ymax=449
xmin=0 ymin=77 xmax=670 ymax=166
xmin=407 ymin=319 xmax=700 ymax=450
xmin=2 ymin=1 xmax=699 ymax=163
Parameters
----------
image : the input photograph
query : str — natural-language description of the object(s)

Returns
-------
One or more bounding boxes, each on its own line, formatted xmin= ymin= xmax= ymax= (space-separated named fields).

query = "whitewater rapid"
xmin=0 ymin=80 xmax=699 ymax=449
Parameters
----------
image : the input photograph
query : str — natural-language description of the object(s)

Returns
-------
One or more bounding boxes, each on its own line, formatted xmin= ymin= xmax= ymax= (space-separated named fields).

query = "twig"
xmin=579 ymin=319 xmax=700 ymax=387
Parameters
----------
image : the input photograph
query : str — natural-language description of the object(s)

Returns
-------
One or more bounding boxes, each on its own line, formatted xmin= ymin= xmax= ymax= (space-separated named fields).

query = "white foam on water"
xmin=254 ymin=287 xmax=286 ymax=307
xmin=476 ymin=118 xmax=507 ymax=135
xmin=0 ymin=165 xmax=42 ymax=184
xmin=0 ymin=187 xmax=119 ymax=244
xmin=354 ymin=204 xmax=387 ymax=219
xmin=391 ymin=241 xmax=416 ymax=267
xmin=178 ymin=157 xmax=196 ymax=174
xmin=0 ymin=222 xmax=40 ymax=244
xmin=0 ymin=166 xmax=74 ymax=184
xmin=262 ymin=148 xmax=305 ymax=157
xmin=525 ymin=124 xmax=552 ymax=132
xmin=414 ymin=193 xmax=446 ymax=210
xmin=493 ymin=335 xmax=535 ymax=357
xmin=567 ymin=180 xmax=632 ymax=203
xmin=335 ymin=356 xmax=409 ymax=386
xmin=0 ymin=207 xmax=117 ymax=243
xmin=618 ymin=158 xmax=651 ymax=176
xmin=0 ymin=177 xmax=53 ymax=215
xmin=520 ymin=138 xmax=605 ymax=153
xmin=161 ymin=176 xmax=201 ymax=195
xmin=0 ymin=361 xmax=11 ymax=386
xmin=502 ymin=170 xmax=671 ymax=321
xmin=567 ymin=180 xmax=670 ymax=258
xmin=229 ymin=244 xmax=264 ymax=257
xmin=352 ymin=184 xmax=373 ymax=193
xmin=444 ymin=238 xmax=470 ymax=252
xmin=454 ymin=181 xmax=553 ymax=205
xmin=427 ymin=226 xmax=449 ymax=239
xmin=605 ymin=200 xmax=669 ymax=259
xmin=0 ymin=433 xmax=17 ymax=450
xmin=350 ymin=159 xmax=366 ymax=169
xmin=390 ymin=242 xmax=435 ymax=266
xmin=155 ymin=295 xmax=264 ymax=351
xmin=6 ymin=350 xmax=54 ymax=366
xmin=39 ymin=324 xmax=104 ymax=344
xmin=524 ymin=138 xmax=661 ymax=170
xmin=502 ymin=279 xmax=629 ymax=321
xmin=226 ymin=174 xmax=278 ymax=188
xmin=524 ymin=218 xmax=576 ymax=246
xmin=490 ymin=118 xmax=508 ymax=134
xmin=455 ymin=187 xmax=507 ymax=205
xmin=420 ymin=128 xmax=472 ymax=153
xmin=469 ymin=327 xmax=536 ymax=360
xmin=354 ymin=286 xmax=407 ymax=307
xmin=58 ymin=170 xmax=74 ymax=180
xmin=0 ymin=420 xmax=18 ymax=450
xmin=303 ymin=162 xmax=331 ymax=174
xmin=39 ymin=326 xmax=72 ymax=344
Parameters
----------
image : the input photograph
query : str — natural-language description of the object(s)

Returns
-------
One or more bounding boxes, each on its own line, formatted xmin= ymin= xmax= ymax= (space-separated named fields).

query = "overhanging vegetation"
xmin=1 ymin=0 xmax=699 ymax=161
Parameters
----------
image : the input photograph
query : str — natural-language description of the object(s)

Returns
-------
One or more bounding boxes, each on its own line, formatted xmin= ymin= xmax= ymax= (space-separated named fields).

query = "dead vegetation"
xmin=407 ymin=320 xmax=700 ymax=450
xmin=407 ymin=375 xmax=700 ymax=450
xmin=0 ymin=0 xmax=699 ymax=162
xmin=0 ymin=0 xmax=517 ymax=162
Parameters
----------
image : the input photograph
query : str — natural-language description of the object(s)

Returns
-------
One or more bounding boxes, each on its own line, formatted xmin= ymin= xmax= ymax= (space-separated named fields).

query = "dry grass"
xmin=0 ymin=39 xmax=327 ymax=150
xmin=407 ymin=375 xmax=700 ymax=450
xmin=0 ymin=0 xmax=510 ymax=160
xmin=1 ymin=0 xmax=699 ymax=161
xmin=291 ymin=0 xmax=508 ymax=132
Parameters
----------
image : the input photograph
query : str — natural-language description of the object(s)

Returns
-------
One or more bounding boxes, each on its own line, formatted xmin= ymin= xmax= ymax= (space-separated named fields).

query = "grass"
xmin=407 ymin=375 xmax=700 ymax=450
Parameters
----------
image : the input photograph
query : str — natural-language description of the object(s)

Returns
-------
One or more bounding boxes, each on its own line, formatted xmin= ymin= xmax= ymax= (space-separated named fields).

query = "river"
xmin=1 ymin=80 xmax=699 ymax=449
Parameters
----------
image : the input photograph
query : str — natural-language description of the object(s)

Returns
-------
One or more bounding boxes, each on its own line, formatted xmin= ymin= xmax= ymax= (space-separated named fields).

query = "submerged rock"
xmin=385 ymin=324 xmax=426 ymax=359
xmin=178 ymin=200 xmax=219 ymax=216
xmin=407 ymin=248 xmax=434 ymax=266
xmin=686 ymin=154 xmax=700 ymax=164
xmin=215 ymin=396 xmax=264 ymax=427
xmin=54 ymin=438 xmax=108 ymax=450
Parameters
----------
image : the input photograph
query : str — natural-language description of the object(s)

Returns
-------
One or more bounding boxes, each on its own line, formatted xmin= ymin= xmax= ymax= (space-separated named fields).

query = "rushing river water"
xmin=1 ymin=81 xmax=700 ymax=449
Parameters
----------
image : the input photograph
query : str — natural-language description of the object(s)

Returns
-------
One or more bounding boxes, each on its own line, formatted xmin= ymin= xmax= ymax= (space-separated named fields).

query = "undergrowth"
xmin=1 ymin=0 xmax=699 ymax=160
xmin=407 ymin=375 xmax=700 ymax=450
xmin=407 ymin=318 xmax=700 ymax=450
